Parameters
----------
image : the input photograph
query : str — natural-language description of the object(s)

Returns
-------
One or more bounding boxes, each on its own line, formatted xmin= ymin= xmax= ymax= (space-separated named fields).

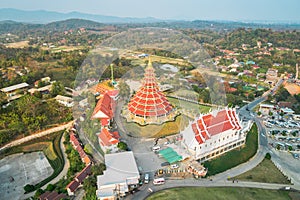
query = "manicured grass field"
xmin=146 ymin=187 xmax=293 ymax=200
xmin=204 ymin=124 xmax=258 ymax=176
xmin=231 ymin=158 xmax=291 ymax=184
xmin=124 ymin=114 xmax=189 ymax=138
xmin=168 ymin=97 xmax=211 ymax=114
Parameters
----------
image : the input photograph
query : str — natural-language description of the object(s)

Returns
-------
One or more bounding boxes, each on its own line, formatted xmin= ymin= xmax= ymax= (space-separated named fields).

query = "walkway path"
xmin=0 ymin=121 xmax=74 ymax=152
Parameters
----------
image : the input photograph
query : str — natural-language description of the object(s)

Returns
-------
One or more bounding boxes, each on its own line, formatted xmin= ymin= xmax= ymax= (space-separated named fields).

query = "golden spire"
xmin=147 ymin=55 xmax=153 ymax=68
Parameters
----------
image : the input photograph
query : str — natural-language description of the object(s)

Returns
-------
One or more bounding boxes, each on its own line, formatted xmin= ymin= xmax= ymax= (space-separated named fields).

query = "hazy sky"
xmin=1 ymin=0 xmax=299 ymax=21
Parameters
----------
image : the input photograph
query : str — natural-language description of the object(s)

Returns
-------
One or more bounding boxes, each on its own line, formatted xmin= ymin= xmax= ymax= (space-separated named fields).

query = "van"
xmin=144 ymin=173 xmax=149 ymax=183
xmin=153 ymin=178 xmax=165 ymax=185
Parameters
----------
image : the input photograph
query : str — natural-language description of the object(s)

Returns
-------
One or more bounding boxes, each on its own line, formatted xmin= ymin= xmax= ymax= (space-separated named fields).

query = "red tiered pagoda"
xmin=126 ymin=57 xmax=177 ymax=125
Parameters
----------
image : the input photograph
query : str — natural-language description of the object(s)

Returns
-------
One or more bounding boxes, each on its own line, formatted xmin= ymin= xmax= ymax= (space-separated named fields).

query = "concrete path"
xmin=0 ymin=121 xmax=74 ymax=152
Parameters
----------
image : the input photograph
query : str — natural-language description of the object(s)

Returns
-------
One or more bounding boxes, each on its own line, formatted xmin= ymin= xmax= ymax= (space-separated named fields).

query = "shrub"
xmin=265 ymin=153 xmax=271 ymax=160
xmin=24 ymin=184 xmax=35 ymax=193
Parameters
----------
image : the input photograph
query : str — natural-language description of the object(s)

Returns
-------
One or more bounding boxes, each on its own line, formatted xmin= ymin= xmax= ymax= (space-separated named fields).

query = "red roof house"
xmin=98 ymin=128 xmax=120 ymax=151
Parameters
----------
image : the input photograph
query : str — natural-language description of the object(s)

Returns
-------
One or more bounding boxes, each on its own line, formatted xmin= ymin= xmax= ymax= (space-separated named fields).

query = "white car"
xmin=152 ymin=146 xmax=160 ymax=151
xmin=170 ymin=164 xmax=179 ymax=169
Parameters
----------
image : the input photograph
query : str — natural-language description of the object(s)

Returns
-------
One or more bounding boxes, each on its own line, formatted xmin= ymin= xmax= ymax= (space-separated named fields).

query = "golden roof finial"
xmin=148 ymin=55 xmax=153 ymax=68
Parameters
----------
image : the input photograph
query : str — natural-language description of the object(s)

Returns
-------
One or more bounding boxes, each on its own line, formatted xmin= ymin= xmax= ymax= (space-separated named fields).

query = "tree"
xmin=24 ymin=184 xmax=35 ymax=193
xmin=84 ymin=143 xmax=93 ymax=155
xmin=51 ymin=81 xmax=66 ymax=97
xmin=0 ymin=92 xmax=7 ymax=106
xmin=34 ymin=188 xmax=45 ymax=198
xmin=265 ymin=153 xmax=271 ymax=160
xmin=45 ymin=184 xmax=55 ymax=191
xmin=117 ymin=141 xmax=128 ymax=151
xmin=92 ymin=163 xmax=106 ymax=175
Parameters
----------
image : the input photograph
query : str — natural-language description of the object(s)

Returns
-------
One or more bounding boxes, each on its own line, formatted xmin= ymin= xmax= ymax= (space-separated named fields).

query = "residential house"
xmin=0 ymin=82 xmax=29 ymax=101
xmin=55 ymin=95 xmax=73 ymax=107
xmin=66 ymin=164 xmax=92 ymax=196
xmin=98 ymin=128 xmax=120 ymax=153
xmin=259 ymin=103 xmax=276 ymax=115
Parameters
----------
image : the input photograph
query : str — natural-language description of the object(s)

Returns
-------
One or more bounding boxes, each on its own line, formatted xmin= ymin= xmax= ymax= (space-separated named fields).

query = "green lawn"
xmin=204 ymin=124 xmax=258 ymax=176
xmin=231 ymin=158 xmax=291 ymax=184
xmin=124 ymin=114 xmax=189 ymax=138
xmin=168 ymin=97 xmax=211 ymax=114
xmin=147 ymin=187 xmax=293 ymax=200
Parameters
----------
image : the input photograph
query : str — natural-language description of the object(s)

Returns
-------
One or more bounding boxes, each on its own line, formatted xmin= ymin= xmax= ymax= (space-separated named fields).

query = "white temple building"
xmin=182 ymin=107 xmax=250 ymax=162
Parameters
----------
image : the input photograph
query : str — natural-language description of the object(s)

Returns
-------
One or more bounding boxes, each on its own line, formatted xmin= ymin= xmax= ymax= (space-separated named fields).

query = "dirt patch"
xmin=284 ymin=83 xmax=300 ymax=95
xmin=5 ymin=41 xmax=29 ymax=48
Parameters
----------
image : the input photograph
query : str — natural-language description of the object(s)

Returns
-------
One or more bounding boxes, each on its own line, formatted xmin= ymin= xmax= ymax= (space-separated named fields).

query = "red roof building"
xmin=98 ymin=128 xmax=120 ymax=152
xmin=39 ymin=191 xmax=67 ymax=200
xmin=66 ymin=180 xmax=80 ymax=196
xmin=91 ymin=92 xmax=115 ymax=127
xmin=126 ymin=57 xmax=176 ymax=125
xmin=182 ymin=108 xmax=247 ymax=162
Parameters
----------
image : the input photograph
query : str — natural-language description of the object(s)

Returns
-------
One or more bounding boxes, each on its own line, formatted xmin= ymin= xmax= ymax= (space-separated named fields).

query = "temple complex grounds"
xmin=121 ymin=97 xmax=211 ymax=138
xmin=0 ymin=152 xmax=53 ymax=200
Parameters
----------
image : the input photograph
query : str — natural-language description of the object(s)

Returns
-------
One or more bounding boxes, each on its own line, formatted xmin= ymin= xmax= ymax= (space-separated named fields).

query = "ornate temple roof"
xmin=191 ymin=108 xmax=242 ymax=144
xmin=127 ymin=57 xmax=173 ymax=118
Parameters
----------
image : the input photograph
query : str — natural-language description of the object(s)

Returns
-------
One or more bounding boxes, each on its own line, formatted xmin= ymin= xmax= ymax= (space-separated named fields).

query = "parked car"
xmin=144 ymin=173 xmax=150 ymax=183
xmin=161 ymin=162 xmax=170 ymax=167
xmin=170 ymin=164 xmax=179 ymax=169
xmin=152 ymin=146 xmax=160 ymax=152
xmin=292 ymin=153 xmax=299 ymax=159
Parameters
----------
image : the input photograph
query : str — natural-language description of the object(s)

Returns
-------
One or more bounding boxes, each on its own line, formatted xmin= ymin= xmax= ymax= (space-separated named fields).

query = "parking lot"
xmin=270 ymin=150 xmax=300 ymax=185
xmin=129 ymin=137 xmax=166 ymax=174
xmin=0 ymin=152 xmax=53 ymax=200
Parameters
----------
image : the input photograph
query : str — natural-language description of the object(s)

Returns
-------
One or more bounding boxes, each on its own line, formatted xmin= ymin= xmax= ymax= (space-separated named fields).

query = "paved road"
xmin=0 ymin=121 xmax=74 ymax=152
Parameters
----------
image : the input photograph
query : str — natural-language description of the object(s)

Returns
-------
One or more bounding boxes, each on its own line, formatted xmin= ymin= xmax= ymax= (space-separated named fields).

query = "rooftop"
xmin=1 ymin=82 xmax=29 ymax=93
xmin=97 ymin=151 xmax=139 ymax=187
xmin=191 ymin=108 xmax=242 ymax=144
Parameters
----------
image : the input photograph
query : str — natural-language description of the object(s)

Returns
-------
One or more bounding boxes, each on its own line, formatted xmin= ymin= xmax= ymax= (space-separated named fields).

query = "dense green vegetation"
xmin=82 ymin=163 xmax=106 ymax=200
xmin=217 ymin=28 xmax=300 ymax=50
xmin=204 ymin=123 xmax=258 ymax=176
xmin=0 ymin=95 xmax=72 ymax=146
xmin=272 ymin=86 xmax=300 ymax=114
xmin=147 ymin=187 xmax=293 ymax=200
xmin=64 ymin=133 xmax=85 ymax=177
